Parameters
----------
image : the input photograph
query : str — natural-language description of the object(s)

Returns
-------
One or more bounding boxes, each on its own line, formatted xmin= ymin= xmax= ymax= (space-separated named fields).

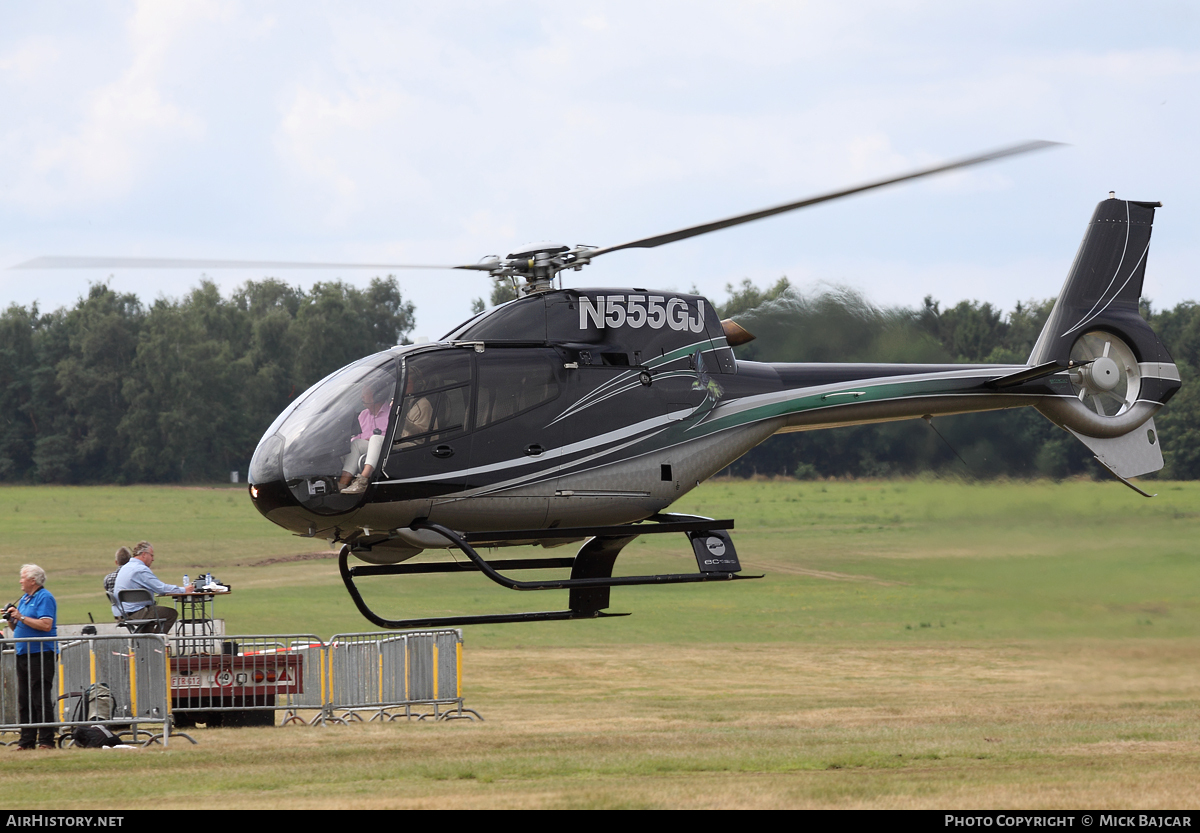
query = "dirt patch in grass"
xmin=744 ymin=561 xmax=909 ymax=585
xmin=243 ymin=552 xmax=337 ymax=566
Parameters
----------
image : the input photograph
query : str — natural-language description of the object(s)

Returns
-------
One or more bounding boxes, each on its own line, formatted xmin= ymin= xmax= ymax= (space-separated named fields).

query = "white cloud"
xmin=0 ymin=1 xmax=235 ymax=213
xmin=1 ymin=0 xmax=1197 ymax=340
xmin=0 ymin=37 xmax=62 ymax=80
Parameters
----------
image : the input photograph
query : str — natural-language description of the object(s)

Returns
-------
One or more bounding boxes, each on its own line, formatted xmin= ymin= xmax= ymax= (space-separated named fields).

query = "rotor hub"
xmin=482 ymin=242 xmax=597 ymax=295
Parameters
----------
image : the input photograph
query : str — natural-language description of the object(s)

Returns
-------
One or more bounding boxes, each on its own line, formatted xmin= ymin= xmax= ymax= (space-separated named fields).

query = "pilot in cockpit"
xmin=394 ymin=365 xmax=433 ymax=450
xmin=338 ymin=381 xmax=393 ymax=495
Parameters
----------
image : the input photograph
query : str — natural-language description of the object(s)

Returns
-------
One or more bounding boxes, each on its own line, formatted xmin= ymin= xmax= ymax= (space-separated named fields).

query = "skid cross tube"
xmin=338 ymin=518 xmax=758 ymax=629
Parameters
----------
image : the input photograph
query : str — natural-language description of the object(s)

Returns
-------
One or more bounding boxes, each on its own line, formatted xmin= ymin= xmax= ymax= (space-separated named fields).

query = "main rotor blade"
xmin=587 ymin=140 xmax=1061 ymax=258
xmin=10 ymin=256 xmax=488 ymax=271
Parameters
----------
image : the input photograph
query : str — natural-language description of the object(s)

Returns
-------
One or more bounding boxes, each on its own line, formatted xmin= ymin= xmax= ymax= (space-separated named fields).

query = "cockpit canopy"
xmin=248 ymin=352 xmax=400 ymax=513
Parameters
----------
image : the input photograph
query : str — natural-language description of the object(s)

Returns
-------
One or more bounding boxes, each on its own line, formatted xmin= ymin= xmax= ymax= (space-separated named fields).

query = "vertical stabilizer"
xmin=1029 ymin=197 xmax=1171 ymax=367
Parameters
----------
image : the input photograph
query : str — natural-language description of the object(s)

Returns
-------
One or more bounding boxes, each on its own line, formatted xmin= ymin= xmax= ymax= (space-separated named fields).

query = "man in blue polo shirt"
xmin=114 ymin=541 xmax=194 ymax=634
xmin=4 ymin=564 xmax=58 ymax=750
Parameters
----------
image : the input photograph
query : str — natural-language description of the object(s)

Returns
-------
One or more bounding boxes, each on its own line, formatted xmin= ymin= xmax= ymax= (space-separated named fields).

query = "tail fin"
xmin=1029 ymin=196 xmax=1172 ymax=368
xmin=1031 ymin=196 xmax=1181 ymax=480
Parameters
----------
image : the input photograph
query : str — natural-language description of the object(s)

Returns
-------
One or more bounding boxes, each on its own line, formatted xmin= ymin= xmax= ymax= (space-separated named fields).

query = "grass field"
xmin=1 ymin=478 xmax=1198 ymax=808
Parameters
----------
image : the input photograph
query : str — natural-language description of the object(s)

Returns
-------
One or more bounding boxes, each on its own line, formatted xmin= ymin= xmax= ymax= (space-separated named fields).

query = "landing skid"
xmin=338 ymin=516 xmax=761 ymax=629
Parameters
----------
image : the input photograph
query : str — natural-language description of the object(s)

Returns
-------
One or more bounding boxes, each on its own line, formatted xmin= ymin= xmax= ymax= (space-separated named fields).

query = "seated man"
xmin=105 ymin=545 xmax=132 ymax=619
xmin=113 ymin=541 xmax=193 ymax=634
xmin=104 ymin=546 xmax=131 ymax=592
xmin=393 ymin=366 xmax=434 ymax=450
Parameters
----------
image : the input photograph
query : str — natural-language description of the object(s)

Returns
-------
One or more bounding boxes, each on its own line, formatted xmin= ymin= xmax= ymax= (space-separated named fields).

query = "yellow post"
xmin=127 ymin=642 xmax=138 ymax=717
xmin=165 ymin=640 xmax=173 ymax=723
xmin=320 ymin=645 xmax=328 ymax=706
xmin=57 ymin=654 xmax=65 ymax=722
xmin=326 ymin=642 xmax=335 ymax=704
xmin=432 ymin=643 xmax=439 ymax=700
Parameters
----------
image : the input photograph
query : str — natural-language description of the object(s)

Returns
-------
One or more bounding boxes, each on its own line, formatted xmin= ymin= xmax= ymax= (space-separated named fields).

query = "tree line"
xmin=2 ymin=276 xmax=1198 ymax=484
xmin=0 ymin=278 xmax=414 ymax=483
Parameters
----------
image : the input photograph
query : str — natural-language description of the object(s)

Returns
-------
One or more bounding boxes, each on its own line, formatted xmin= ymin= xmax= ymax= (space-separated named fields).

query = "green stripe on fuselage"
xmin=692 ymin=373 xmax=992 ymax=437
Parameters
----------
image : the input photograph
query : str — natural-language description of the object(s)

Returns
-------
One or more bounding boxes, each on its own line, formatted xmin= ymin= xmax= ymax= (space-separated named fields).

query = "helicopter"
xmin=16 ymin=142 xmax=1181 ymax=629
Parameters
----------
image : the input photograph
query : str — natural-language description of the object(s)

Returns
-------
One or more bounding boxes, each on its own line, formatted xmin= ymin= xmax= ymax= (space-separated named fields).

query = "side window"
xmin=393 ymin=351 xmax=473 ymax=449
xmin=474 ymin=352 xmax=560 ymax=430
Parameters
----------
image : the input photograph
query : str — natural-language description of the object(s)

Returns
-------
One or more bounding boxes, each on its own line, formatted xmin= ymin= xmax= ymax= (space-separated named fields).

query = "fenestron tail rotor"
xmin=1068 ymin=331 xmax=1141 ymax=417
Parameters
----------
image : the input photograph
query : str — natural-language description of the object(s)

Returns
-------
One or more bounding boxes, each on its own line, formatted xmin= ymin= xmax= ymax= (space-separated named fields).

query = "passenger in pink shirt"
xmin=339 ymin=383 xmax=391 ymax=494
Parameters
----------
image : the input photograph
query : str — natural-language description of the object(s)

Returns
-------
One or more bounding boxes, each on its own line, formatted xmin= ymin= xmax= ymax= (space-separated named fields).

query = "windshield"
xmin=249 ymin=353 xmax=398 ymax=514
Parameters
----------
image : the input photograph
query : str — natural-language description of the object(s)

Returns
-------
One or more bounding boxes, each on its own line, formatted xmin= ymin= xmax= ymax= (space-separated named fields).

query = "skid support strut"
xmin=338 ymin=518 xmax=759 ymax=629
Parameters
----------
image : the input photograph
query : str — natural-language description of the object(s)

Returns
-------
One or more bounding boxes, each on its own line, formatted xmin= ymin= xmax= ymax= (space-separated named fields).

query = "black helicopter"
xmin=17 ymin=142 xmax=1182 ymax=629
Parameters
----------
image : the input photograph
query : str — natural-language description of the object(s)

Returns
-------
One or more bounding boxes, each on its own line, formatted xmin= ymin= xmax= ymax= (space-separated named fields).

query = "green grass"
xmin=3 ymin=478 xmax=1199 ymax=643
xmin=0 ymin=478 xmax=1198 ymax=808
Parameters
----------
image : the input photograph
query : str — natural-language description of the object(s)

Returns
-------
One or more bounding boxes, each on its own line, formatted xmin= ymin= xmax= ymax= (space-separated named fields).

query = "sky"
xmin=2 ymin=1 xmax=1198 ymax=341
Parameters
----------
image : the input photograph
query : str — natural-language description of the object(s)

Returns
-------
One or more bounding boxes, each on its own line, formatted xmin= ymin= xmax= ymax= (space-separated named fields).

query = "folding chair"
xmin=107 ymin=590 xmax=133 ymax=630
xmin=114 ymin=589 xmax=168 ymax=635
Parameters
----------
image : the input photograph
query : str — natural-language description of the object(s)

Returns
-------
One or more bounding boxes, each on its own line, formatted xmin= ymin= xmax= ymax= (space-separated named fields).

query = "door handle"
xmin=432 ymin=445 xmax=455 ymax=459
xmin=524 ymin=444 xmax=544 ymax=457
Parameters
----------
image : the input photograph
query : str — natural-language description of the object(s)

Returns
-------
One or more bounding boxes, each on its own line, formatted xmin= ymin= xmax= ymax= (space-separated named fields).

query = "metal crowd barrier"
xmin=0 ymin=634 xmax=172 ymax=748
xmin=1 ymin=629 xmax=479 ymax=740
xmin=323 ymin=630 xmax=478 ymax=723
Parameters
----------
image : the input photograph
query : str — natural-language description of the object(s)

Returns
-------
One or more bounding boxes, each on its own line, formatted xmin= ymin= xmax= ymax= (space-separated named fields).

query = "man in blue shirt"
xmin=113 ymin=541 xmax=194 ymax=634
xmin=4 ymin=564 xmax=58 ymax=750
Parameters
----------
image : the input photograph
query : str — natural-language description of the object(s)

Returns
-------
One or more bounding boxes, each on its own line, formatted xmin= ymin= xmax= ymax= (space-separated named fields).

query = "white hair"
xmin=20 ymin=564 xmax=46 ymax=587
